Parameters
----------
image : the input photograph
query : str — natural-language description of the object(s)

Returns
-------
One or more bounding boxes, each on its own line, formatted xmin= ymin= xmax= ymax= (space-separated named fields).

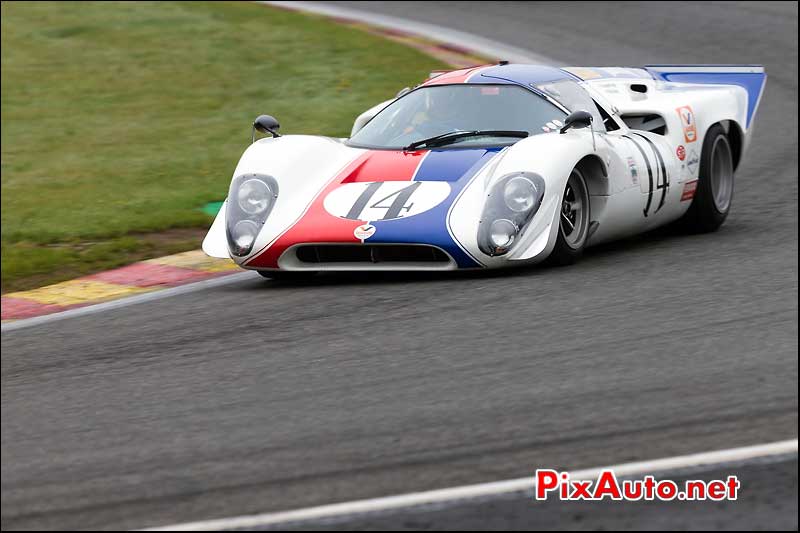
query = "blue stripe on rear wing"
xmin=645 ymin=65 xmax=766 ymax=128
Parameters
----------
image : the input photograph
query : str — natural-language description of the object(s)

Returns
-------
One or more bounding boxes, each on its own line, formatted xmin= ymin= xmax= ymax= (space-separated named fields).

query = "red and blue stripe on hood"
xmin=245 ymin=147 xmax=502 ymax=269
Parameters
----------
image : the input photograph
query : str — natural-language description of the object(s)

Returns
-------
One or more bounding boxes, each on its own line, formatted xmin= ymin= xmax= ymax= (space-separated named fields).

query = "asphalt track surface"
xmin=282 ymin=457 xmax=799 ymax=530
xmin=1 ymin=1 xmax=797 ymax=530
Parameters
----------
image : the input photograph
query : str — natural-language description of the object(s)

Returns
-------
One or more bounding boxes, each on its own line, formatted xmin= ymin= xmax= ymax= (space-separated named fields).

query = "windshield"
xmin=348 ymin=84 xmax=568 ymax=150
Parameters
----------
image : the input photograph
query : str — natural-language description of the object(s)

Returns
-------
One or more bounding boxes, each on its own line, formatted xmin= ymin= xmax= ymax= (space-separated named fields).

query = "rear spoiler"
xmin=644 ymin=65 xmax=766 ymax=128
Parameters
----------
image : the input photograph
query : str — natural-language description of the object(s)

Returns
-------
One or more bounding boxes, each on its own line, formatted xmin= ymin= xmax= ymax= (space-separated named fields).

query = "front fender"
xmin=449 ymin=131 xmax=597 ymax=266
xmin=202 ymin=200 xmax=228 ymax=258
xmin=202 ymin=135 xmax=366 ymax=264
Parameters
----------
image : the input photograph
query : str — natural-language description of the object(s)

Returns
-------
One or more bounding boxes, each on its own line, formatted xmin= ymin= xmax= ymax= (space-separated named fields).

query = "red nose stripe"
xmin=245 ymin=149 xmax=427 ymax=268
xmin=423 ymin=65 xmax=490 ymax=85
xmin=342 ymin=149 xmax=427 ymax=182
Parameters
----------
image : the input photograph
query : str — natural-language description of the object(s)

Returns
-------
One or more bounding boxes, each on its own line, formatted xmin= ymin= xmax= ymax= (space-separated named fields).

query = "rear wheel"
xmin=547 ymin=167 xmax=590 ymax=266
xmin=257 ymin=270 xmax=317 ymax=282
xmin=679 ymin=124 xmax=734 ymax=232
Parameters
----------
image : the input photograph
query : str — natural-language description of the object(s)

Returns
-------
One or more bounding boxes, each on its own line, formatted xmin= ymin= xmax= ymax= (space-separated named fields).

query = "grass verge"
xmin=1 ymin=1 xmax=447 ymax=292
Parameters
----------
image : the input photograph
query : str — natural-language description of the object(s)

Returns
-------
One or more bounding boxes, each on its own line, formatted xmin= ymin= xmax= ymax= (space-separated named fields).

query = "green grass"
xmin=1 ymin=1 xmax=447 ymax=292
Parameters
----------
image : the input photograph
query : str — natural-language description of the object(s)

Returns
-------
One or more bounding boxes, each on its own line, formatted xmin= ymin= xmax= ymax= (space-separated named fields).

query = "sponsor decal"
xmin=686 ymin=149 xmax=700 ymax=175
xmin=676 ymin=105 xmax=697 ymax=143
xmin=626 ymin=156 xmax=639 ymax=185
xmin=543 ymin=118 xmax=563 ymax=132
xmin=681 ymin=180 xmax=698 ymax=202
xmin=324 ymin=181 xmax=451 ymax=221
xmin=354 ymin=223 xmax=376 ymax=240
xmin=676 ymin=145 xmax=686 ymax=161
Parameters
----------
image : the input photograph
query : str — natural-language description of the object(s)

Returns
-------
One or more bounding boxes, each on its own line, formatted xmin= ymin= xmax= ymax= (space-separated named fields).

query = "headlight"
xmin=504 ymin=176 xmax=538 ymax=213
xmin=238 ymin=179 xmax=273 ymax=215
xmin=226 ymin=173 xmax=279 ymax=257
xmin=489 ymin=219 xmax=517 ymax=249
xmin=230 ymin=220 xmax=260 ymax=256
xmin=478 ymin=172 xmax=545 ymax=257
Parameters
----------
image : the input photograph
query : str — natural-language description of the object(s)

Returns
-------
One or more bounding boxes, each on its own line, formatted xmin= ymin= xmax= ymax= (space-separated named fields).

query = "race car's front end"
xmin=204 ymin=126 xmax=600 ymax=273
xmin=238 ymin=145 xmax=504 ymax=272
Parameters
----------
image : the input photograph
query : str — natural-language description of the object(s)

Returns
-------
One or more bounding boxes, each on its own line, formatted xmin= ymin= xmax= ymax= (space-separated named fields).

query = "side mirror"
xmin=252 ymin=114 xmax=281 ymax=142
xmin=560 ymin=110 xmax=593 ymax=134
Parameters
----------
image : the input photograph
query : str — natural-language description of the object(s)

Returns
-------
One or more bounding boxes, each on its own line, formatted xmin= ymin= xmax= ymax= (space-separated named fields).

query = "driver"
xmin=402 ymin=86 xmax=467 ymax=138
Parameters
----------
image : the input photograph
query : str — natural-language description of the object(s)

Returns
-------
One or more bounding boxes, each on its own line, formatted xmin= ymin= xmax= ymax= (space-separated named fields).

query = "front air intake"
xmin=295 ymin=244 xmax=450 ymax=264
xmin=277 ymin=243 xmax=457 ymax=271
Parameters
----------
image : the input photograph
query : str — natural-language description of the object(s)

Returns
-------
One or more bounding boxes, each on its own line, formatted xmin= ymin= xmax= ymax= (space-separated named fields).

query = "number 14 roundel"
xmin=323 ymin=181 xmax=451 ymax=221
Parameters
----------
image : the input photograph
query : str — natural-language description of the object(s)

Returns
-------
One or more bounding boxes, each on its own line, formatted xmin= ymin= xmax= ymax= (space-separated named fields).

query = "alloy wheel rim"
xmin=710 ymin=135 xmax=734 ymax=212
xmin=560 ymin=169 xmax=589 ymax=249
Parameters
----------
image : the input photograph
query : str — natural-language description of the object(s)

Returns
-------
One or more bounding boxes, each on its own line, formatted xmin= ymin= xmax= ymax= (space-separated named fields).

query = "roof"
xmin=423 ymin=63 xmax=579 ymax=87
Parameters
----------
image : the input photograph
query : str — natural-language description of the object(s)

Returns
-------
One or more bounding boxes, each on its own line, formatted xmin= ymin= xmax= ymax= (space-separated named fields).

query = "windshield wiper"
xmin=404 ymin=130 xmax=528 ymax=151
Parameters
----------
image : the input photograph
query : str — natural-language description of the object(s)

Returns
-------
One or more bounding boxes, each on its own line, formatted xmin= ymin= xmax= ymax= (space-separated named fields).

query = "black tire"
xmin=257 ymin=270 xmax=317 ymax=282
xmin=548 ymin=167 xmax=591 ymax=266
xmin=678 ymin=124 xmax=734 ymax=233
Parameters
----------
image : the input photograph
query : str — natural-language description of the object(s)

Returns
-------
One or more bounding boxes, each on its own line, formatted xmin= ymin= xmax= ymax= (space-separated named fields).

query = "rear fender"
xmin=646 ymin=65 xmax=766 ymax=157
xmin=645 ymin=65 xmax=766 ymax=131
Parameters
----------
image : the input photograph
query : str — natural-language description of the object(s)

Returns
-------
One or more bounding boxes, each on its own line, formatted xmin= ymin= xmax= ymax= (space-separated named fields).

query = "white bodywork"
xmin=204 ymin=65 xmax=764 ymax=271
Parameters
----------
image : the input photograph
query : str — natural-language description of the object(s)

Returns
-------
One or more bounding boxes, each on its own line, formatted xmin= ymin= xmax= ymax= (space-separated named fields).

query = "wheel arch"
xmin=574 ymin=153 xmax=609 ymax=196
xmin=717 ymin=119 xmax=744 ymax=171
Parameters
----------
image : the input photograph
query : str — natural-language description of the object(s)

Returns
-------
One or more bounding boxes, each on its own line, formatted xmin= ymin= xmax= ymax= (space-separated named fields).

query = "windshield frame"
xmin=346 ymin=82 xmax=571 ymax=151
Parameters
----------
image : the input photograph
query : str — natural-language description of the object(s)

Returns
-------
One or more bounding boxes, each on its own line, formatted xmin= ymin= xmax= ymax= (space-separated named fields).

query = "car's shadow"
xmin=241 ymin=222 xmax=724 ymax=290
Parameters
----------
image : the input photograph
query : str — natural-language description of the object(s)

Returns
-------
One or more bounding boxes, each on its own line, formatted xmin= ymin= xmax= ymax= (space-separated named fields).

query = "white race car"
xmin=203 ymin=63 xmax=766 ymax=278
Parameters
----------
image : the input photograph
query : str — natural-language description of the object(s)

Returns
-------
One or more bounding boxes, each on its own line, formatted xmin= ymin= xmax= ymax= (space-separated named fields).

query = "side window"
xmin=535 ymin=80 xmax=606 ymax=133
xmin=593 ymin=99 xmax=621 ymax=132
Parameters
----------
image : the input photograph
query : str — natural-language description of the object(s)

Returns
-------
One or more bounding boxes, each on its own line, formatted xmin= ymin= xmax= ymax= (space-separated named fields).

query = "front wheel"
xmin=678 ymin=124 xmax=734 ymax=233
xmin=547 ymin=167 xmax=590 ymax=266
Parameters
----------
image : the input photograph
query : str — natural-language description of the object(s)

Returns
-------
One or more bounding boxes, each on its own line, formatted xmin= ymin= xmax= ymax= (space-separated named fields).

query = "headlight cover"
xmin=238 ymin=179 xmax=273 ymax=215
xmin=478 ymin=172 xmax=545 ymax=256
xmin=503 ymin=176 xmax=538 ymax=213
xmin=489 ymin=219 xmax=517 ymax=248
xmin=226 ymin=173 xmax=279 ymax=257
